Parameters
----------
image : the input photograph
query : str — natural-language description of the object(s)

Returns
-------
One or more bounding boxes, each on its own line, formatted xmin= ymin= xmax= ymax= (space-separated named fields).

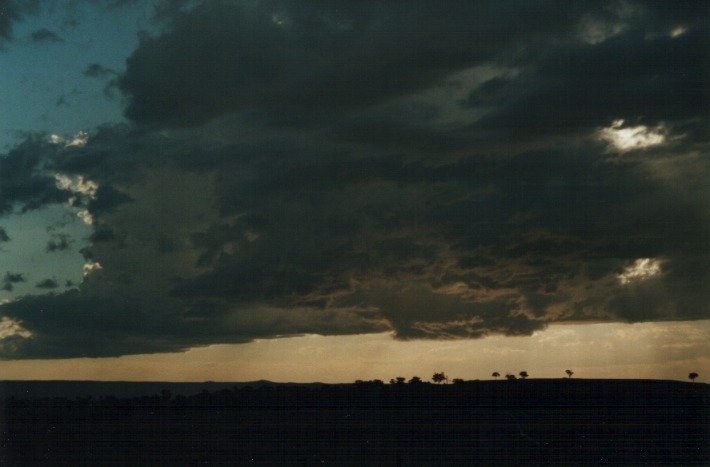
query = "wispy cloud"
xmin=2 ymin=272 xmax=26 ymax=292
xmin=30 ymin=27 xmax=62 ymax=43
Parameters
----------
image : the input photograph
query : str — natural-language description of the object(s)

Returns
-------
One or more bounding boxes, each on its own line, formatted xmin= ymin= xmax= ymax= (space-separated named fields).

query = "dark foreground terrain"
xmin=2 ymin=379 xmax=708 ymax=465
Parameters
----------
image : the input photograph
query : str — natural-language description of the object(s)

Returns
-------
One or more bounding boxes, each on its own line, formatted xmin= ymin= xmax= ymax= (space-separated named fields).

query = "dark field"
xmin=2 ymin=379 xmax=708 ymax=465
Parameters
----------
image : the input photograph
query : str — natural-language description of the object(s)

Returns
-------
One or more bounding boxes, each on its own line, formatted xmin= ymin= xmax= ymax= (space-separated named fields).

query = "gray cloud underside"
xmin=0 ymin=0 xmax=708 ymax=358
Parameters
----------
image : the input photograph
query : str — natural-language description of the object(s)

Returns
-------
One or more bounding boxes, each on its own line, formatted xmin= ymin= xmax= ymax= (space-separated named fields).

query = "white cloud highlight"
xmin=83 ymin=262 xmax=103 ymax=277
xmin=0 ymin=316 xmax=32 ymax=339
xmin=54 ymin=174 xmax=99 ymax=199
xmin=599 ymin=119 xmax=666 ymax=152
xmin=618 ymin=258 xmax=662 ymax=284
xmin=670 ymin=26 xmax=687 ymax=38
xmin=49 ymin=131 xmax=89 ymax=148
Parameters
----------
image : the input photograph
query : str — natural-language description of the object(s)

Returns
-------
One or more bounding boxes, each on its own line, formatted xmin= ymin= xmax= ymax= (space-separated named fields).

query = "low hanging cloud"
xmin=0 ymin=0 xmax=708 ymax=358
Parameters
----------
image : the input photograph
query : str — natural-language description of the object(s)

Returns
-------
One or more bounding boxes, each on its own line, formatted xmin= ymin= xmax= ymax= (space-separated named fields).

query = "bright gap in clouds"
xmin=618 ymin=258 xmax=662 ymax=284
xmin=599 ymin=119 xmax=666 ymax=152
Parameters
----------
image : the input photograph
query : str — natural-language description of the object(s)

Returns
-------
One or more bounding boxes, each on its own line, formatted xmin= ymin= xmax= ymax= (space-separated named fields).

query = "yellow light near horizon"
xmin=2 ymin=320 xmax=709 ymax=383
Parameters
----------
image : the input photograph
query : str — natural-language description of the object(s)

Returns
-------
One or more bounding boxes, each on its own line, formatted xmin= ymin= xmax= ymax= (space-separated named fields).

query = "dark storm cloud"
xmin=469 ymin=27 xmax=709 ymax=140
xmin=0 ymin=291 xmax=196 ymax=357
xmin=1 ymin=285 xmax=385 ymax=358
xmin=1 ymin=0 xmax=708 ymax=358
xmin=119 ymin=0 xmax=586 ymax=127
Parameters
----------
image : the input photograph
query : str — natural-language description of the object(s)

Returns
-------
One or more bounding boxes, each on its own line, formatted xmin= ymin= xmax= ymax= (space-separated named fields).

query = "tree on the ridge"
xmin=492 ymin=372 xmax=500 ymax=380
xmin=432 ymin=372 xmax=448 ymax=384
xmin=505 ymin=374 xmax=516 ymax=380
xmin=689 ymin=372 xmax=699 ymax=382
xmin=565 ymin=369 xmax=574 ymax=379
xmin=408 ymin=376 xmax=423 ymax=384
xmin=519 ymin=371 xmax=529 ymax=379
xmin=390 ymin=377 xmax=406 ymax=385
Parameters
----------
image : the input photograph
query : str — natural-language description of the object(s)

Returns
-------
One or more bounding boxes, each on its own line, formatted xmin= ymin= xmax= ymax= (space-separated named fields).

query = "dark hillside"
xmin=3 ymin=379 xmax=708 ymax=465
xmin=0 ymin=380 xmax=289 ymax=400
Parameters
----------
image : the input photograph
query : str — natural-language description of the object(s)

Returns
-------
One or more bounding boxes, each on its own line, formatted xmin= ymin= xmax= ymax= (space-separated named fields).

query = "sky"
xmin=0 ymin=0 xmax=708 ymax=383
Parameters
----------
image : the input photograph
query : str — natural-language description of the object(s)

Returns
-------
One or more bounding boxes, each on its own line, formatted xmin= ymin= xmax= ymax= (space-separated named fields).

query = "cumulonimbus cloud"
xmin=0 ymin=0 xmax=708 ymax=358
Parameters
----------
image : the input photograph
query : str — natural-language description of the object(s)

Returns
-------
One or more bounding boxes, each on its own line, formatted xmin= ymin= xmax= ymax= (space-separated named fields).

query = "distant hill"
xmin=1 ymin=378 xmax=704 ymax=400
xmin=0 ymin=379 xmax=316 ymax=400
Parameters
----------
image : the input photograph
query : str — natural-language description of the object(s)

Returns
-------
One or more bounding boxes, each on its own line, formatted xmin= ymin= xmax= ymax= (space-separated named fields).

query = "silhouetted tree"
xmin=432 ymin=372 xmax=447 ymax=384
xmin=506 ymin=374 xmax=516 ymax=380
xmin=390 ymin=377 xmax=406 ymax=385
xmin=408 ymin=376 xmax=423 ymax=385
xmin=519 ymin=371 xmax=528 ymax=379
xmin=566 ymin=369 xmax=574 ymax=379
xmin=689 ymin=372 xmax=699 ymax=382
xmin=452 ymin=378 xmax=465 ymax=384
xmin=492 ymin=372 xmax=500 ymax=380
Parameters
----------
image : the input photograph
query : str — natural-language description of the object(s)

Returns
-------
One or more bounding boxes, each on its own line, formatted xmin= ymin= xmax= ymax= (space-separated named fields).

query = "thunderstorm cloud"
xmin=0 ymin=0 xmax=708 ymax=358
